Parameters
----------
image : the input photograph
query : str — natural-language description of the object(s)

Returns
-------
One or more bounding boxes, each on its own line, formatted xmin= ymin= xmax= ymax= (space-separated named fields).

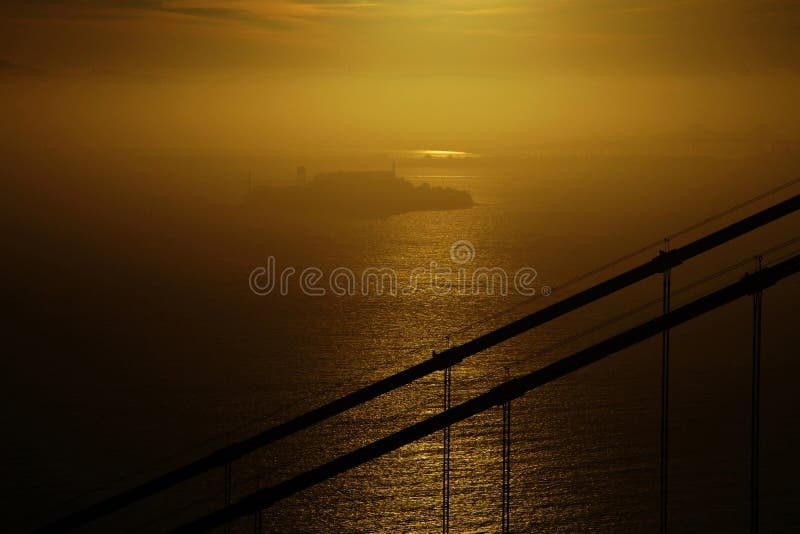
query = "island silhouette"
xmin=247 ymin=168 xmax=473 ymax=217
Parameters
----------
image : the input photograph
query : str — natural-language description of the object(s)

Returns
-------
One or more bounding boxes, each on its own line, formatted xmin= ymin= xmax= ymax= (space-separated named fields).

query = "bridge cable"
xmin=37 ymin=192 xmax=800 ymax=532
xmin=660 ymin=238 xmax=672 ymax=534
xmin=166 ymin=253 xmax=800 ymax=533
xmin=135 ymin=238 xmax=800 ymax=533
xmin=751 ymin=255 xmax=763 ymax=534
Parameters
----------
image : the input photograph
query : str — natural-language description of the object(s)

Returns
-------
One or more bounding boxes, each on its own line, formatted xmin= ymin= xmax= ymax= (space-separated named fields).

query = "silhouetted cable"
xmin=447 ymin=177 xmax=800 ymax=340
xmin=446 ymin=239 xmax=663 ymax=340
xmin=46 ymin=190 xmax=800 ymax=530
xmin=441 ymin=362 xmax=452 ymax=534
xmin=167 ymin=253 xmax=800 ymax=533
xmin=36 ymin=194 xmax=800 ymax=533
xmin=512 ymin=242 xmax=798 ymax=534
xmin=71 ymin=243 xmax=800 ymax=534
xmin=80 ymin=182 xmax=800 ymax=518
xmin=667 ymin=177 xmax=800 ymax=241
xmin=501 ymin=367 xmax=511 ymax=534
xmin=245 ymin=241 xmax=798 ymax=534
xmin=660 ymin=240 xmax=672 ymax=534
xmin=766 ymin=246 xmax=800 ymax=266
xmin=751 ymin=256 xmax=763 ymax=534
xmin=508 ymin=241 xmax=795 ymax=435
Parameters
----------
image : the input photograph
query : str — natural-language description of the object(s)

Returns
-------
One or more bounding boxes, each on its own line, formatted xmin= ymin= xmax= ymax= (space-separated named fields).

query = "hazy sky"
xmin=2 ymin=1 xmax=799 ymax=153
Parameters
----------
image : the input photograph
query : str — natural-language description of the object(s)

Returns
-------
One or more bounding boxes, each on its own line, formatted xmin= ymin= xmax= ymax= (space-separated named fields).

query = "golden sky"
xmin=2 ymin=1 xmax=799 ymax=153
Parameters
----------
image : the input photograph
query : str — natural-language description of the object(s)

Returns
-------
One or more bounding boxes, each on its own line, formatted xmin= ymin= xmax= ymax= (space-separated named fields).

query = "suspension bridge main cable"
xmin=446 ymin=176 xmax=800 ymax=341
xmin=37 ymin=191 xmax=800 ymax=532
xmin=168 ymin=253 xmax=800 ymax=533
xmin=62 ymin=178 xmax=800 ymax=519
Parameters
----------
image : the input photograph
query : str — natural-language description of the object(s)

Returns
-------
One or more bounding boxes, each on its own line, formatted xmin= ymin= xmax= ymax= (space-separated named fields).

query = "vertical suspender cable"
xmin=439 ymin=344 xmax=452 ymax=534
xmin=751 ymin=256 xmax=763 ymax=534
xmin=660 ymin=239 xmax=672 ymax=534
xmin=253 ymin=474 xmax=263 ymax=534
xmin=501 ymin=367 xmax=511 ymax=534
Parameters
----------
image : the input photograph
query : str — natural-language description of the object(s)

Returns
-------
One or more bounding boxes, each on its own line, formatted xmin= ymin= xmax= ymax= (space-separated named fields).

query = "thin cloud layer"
xmin=1 ymin=0 xmax=798 ymax=78
xmin=2 ymin=0 xmax=799 ymax=155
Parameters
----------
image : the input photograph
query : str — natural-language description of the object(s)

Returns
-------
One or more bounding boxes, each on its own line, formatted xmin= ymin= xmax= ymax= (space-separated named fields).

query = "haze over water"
xmin=3 ymin=1 xmax=800 ymax=532
xmin=4 ymin=149 xmax=799 ymax=532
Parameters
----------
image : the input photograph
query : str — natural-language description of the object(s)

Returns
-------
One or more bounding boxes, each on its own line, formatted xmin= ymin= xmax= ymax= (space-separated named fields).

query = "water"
xmin=3 ymin=154 xmax=800 ymax=532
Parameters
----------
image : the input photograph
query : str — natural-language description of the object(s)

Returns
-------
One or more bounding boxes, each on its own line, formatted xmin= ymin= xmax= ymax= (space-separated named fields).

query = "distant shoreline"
xmin=247 ymin=169 xmax=473 ymax=218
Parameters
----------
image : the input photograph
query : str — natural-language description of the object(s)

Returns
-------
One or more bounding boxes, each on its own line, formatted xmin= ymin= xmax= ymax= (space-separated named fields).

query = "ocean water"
xmin=4 ymin=155 xmax=800 ymax=533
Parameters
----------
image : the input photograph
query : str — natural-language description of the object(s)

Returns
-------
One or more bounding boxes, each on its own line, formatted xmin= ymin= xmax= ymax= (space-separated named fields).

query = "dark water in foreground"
xmin=3 ymin=155 xmax=800 ymax=532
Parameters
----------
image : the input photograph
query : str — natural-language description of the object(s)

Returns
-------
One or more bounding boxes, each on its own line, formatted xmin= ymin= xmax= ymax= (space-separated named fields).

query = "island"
xmin=247 ymin=168 xmax=473 ymax=217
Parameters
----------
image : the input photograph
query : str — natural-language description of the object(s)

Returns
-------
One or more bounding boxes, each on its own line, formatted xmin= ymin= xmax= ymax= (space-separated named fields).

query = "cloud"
xmin=150 ymin=3 xmax=292 ymax=30
xmin=0 ymin=0 xmax=292 ymax=29
xmin=2 ymin=0 xmax=799 ymax=79
xmin=0 ymin=0 xmax=373 ymax=22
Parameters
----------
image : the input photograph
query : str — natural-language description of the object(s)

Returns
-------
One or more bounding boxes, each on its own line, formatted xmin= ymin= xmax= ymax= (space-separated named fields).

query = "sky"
xmin=2 ymin=0 xmax=799 ymax=154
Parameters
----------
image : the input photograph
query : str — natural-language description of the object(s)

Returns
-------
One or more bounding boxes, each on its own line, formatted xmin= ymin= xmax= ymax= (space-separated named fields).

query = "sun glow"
xmin=401 ymin=150 xmax=478 ymax=159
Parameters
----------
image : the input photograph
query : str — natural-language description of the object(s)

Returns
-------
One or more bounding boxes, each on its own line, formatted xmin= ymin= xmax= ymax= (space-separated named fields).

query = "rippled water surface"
xmin=5 ymin=158 xmax=800 ymax=532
